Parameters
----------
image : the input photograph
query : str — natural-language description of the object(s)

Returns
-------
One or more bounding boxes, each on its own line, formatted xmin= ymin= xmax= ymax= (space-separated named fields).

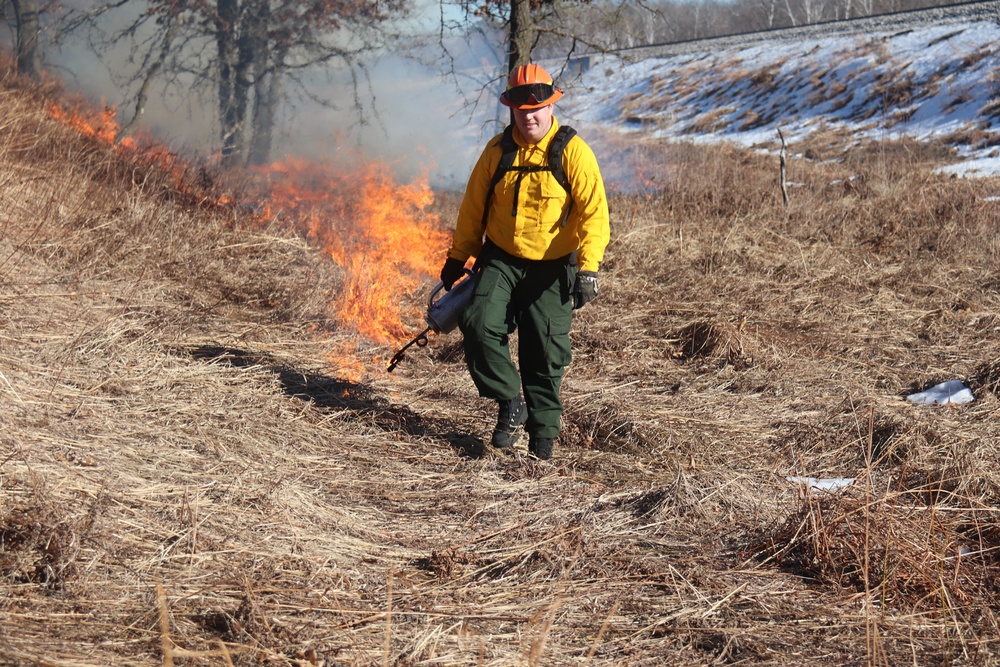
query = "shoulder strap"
xmin=547 ymin=125 xmax=577 ymax=194
xmin=480 ymin=126 xmax=518 ymax=229
xmin=549 ymin=125 xmax=577 ymax=227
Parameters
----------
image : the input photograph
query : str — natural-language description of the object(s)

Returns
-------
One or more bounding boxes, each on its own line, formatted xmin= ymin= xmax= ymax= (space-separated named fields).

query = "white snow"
xmin=558 ymin=20 xmax=1000 ymax=178
xmin=785 ymin=476 xmax=857 ymax=491
xmin=905 ymin=379 xmax=975 ymax=405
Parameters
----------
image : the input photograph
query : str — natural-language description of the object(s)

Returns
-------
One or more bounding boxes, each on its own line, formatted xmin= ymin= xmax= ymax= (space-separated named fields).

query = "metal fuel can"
xmin=425 ymin=268 xmax=474 ymax=334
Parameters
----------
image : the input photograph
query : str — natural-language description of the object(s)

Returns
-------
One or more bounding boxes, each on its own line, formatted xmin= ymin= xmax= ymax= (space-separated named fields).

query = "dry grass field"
xmin=3 ymin=62 xmax=1000 ymax=667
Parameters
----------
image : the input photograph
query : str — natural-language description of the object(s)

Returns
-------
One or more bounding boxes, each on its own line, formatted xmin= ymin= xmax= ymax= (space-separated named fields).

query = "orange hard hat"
xmin=500 ymin=64 xmax=563 ymax=109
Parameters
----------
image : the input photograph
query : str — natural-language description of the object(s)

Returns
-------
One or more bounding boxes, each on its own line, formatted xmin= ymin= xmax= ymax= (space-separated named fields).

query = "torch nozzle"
xmin=386 ymin=327 xmax=431 ymax=372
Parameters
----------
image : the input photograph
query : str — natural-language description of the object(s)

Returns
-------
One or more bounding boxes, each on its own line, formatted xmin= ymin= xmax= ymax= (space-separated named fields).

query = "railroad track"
xmin=608 ymin=0 xmax=1000 ymax=61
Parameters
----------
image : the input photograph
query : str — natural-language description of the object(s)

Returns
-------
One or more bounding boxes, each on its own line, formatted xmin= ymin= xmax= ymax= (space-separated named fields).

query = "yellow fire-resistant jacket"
xmin=447 ymin=117 xmax=610 ymax=274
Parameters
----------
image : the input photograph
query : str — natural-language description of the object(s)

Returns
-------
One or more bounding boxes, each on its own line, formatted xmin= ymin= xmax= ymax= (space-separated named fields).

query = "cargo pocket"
xmin=544 ymin=312 xmax=574 ymax=369
xmin=462 ymin=267 xmax=512 ymax=339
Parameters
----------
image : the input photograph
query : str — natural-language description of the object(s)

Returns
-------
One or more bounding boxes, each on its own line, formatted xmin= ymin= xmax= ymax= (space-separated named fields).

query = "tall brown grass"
xmin=3 ymin=64 xmax=1000 ymax=667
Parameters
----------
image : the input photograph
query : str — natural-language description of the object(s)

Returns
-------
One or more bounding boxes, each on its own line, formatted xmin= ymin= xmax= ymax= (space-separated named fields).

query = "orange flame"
xmin=45 ymin=98 xmax=448 ymax=350
xmin=45 ymin=99 xmax=226 ymax=205
xmin=253 ymin=155 xmax=448 ymax=344
xmin=46 ymin=102 xmax=137 ymax=150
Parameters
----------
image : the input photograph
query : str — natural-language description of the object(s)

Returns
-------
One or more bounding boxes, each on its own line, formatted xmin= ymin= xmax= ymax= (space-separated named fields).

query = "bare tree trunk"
xmin=508 ymin=0 xmax=533 ymax=72
xmin=801 ymin=0 xmax=821 ymax=24
xmin=10 ymin=0 xmax=42 ymax=80
xmin=250 ymin=43 xmax=285 ymax=166
xmin=216 ymin=0 xmax=256 ymax=167
xmin=758 ymin=0 xmax=779 ymax=28
xmin=230 ymin=0 xmax=267 ymax=166
xmin=249 ymin=77 xmax=275 ymax=165
xmin=216 ymin=0 xmax=274 ymax=167
xmin=216 ymin=0 xmax=240 ymax=165
xmin=783 ymin=0 xmax=798 ymax=26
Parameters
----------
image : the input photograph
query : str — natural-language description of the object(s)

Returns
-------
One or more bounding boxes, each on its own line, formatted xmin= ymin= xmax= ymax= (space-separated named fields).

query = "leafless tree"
xmin=62 ymin=0 xmax=410 ymax=167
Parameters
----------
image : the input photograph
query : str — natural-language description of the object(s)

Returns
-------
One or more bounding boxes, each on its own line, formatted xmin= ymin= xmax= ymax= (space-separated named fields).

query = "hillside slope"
xmin=564 ymin=17 xmax=1000 ymax=178
xmin=4 ymin=61 xmax=1000 ymax=667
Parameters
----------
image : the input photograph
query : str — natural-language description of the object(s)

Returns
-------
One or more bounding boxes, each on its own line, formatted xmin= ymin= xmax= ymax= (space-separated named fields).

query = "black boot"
xmin=528 ymin=436 xmax=554 ymax=460
xmin=491 ymin=395 xmax=527 ymax=448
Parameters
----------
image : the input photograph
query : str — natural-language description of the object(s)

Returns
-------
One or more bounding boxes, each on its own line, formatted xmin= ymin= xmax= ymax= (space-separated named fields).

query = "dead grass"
xmin=3 ymin=62 xmax=1000 ymax=667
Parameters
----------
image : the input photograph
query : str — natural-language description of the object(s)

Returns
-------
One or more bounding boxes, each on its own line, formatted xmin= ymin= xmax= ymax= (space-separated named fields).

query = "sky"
xmin=51 ymin=12 xmax=1000 ymax=186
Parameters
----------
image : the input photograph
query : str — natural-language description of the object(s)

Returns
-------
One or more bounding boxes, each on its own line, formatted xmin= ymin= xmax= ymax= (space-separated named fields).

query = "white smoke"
xmin=48 ymin=7 xmax=509 ymax=191
xmin=287 ymin=51 xmax=506 ymax=189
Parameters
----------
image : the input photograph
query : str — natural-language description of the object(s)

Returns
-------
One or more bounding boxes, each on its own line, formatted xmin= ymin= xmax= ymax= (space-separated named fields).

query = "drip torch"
xmin=387 ymin=268 xmax=474 ymax=372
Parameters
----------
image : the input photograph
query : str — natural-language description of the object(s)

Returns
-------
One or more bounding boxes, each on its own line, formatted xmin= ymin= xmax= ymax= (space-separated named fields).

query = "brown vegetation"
xmin=3 ymin=64 xmax=1000 ymax=667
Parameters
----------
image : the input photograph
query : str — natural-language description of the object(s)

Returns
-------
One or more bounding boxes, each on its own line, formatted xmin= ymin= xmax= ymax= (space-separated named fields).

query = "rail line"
xmin=596 ymin=0 xmax=1000 ymax=62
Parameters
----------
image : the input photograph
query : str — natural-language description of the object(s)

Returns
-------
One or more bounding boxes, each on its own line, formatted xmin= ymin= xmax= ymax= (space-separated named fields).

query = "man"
xmin=439 ymin=63 xmax=611 ymax=460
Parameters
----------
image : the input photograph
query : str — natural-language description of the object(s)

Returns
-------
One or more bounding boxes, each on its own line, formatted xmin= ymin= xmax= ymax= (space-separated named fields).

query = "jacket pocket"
xmin=524 ymin=176 xmax=569 ymax=233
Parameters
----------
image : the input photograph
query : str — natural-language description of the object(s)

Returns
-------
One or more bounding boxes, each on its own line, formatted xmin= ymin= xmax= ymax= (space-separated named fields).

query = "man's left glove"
xmin=573 ymin=271 xmax=598 ymax=310
xmin=440 ymin=258 xmax=466 ymax=291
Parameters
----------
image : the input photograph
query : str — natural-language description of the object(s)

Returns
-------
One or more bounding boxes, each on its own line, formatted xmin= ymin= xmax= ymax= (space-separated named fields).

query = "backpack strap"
xmin=548 ymin=125 xmax=577 ymax=227
xmin=480 ymin=126 xmax=518 ymax=229
xmin=480 ymin=124 xmax=578 ymax=230
xmin=547 ymin=125 xmax=576 ymax=193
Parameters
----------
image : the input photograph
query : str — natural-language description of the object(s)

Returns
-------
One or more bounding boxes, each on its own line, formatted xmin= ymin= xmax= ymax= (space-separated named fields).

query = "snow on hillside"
xmin=559 ymin=19 xmax=1000 ymax=177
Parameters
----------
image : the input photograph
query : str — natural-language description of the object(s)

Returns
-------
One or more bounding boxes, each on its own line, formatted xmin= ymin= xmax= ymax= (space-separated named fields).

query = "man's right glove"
xmin=573 ymin=271 xmax=598 ymax=309
xmin=440 ymin=257 xmax=466 ymax=291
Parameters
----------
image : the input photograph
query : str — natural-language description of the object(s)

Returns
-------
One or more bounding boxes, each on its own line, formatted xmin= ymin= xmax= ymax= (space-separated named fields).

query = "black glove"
xmin=440 ymin=257 xmax=466 ymax=291
xmin=573 ymin=271 xmax=598 ymax=310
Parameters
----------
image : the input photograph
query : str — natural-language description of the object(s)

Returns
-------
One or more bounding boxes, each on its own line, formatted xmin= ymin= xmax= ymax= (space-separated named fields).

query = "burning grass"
xmin=4 ymin=63 xmax=1000 ymax=667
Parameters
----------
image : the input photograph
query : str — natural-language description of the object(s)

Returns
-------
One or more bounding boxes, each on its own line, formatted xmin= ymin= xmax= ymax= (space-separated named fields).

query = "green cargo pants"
xmin=459 ymin=247 xmax=575 ymax=439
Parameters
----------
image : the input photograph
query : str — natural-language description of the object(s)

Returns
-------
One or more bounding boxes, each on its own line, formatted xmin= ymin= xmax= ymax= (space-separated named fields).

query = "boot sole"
xmin=491 ymin=426 xmax=525 ymax=449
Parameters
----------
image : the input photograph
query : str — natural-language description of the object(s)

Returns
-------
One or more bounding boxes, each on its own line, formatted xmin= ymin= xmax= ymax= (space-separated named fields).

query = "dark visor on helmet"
xmin=504 ymin=83 xmax=555 ymax=106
